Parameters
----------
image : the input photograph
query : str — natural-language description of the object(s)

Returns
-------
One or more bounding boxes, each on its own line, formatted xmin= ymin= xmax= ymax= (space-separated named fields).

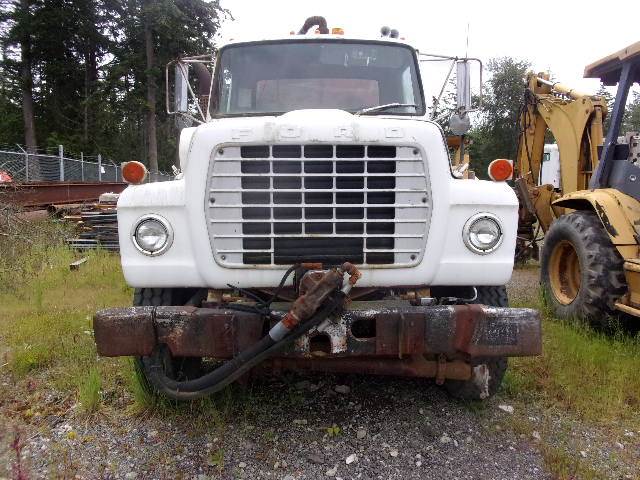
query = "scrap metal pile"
xmin=65 ymin=193 xmax=119 ymax=251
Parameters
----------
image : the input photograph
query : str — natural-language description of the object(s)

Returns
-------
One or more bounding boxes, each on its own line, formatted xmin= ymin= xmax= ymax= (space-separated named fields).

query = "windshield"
xmin=212 ymin=40 xmax=425 ymax=117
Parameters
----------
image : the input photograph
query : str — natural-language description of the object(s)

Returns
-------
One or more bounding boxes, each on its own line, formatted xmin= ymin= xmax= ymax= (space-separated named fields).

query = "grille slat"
xmin=211 ymin=218 xmax=424 ymax=223
xmin=214 ymin=234 xmax=423 ymax=238
xmin=217 ymin=248 xmax=422 ymax=254
xmin=212 ymin=172 xmax=423 ymax=177
xmin=211 ymin=189 xmax=426 ymax=194
xmin=207 ymin=144 xmax=429 ymax=267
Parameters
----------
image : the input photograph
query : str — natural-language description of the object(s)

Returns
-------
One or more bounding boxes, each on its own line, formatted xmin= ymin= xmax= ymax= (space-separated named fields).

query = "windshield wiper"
xmin=355 ymin=103 xmax=418 ymax=115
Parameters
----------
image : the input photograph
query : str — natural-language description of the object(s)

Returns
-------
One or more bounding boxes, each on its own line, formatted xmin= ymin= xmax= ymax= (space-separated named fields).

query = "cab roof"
xmin=221 ymin=34 xmax=416 ymax=50
xmin=583 ymin=41 xmax=640 ymax=85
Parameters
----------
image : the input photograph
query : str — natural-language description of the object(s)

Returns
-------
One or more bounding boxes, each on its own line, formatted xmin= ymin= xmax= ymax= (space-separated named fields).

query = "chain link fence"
xmin=0 ymin=146 xmax=171 ymax=183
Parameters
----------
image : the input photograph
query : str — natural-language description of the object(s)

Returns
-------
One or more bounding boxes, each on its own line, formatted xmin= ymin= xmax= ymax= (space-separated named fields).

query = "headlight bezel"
xmin=462 ymin=213 xmax=504 ymax=255
xmin=131 ymin=214 xmax=174 ymax=256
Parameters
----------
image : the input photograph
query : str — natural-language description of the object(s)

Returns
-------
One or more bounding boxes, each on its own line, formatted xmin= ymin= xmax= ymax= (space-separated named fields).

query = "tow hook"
xmin=269 ymin=262 xmax=361 ymax=341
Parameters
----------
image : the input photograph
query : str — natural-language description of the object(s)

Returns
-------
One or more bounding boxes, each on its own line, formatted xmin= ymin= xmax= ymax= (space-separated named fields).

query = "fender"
xmin=553 ymin=189 xmax=640 ymax=255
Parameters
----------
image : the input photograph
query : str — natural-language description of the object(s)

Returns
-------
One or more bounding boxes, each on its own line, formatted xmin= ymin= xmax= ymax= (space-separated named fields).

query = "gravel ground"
xmin=506 ymin=266 xmax=540 ymax=304
xmin=3 ymin=375 xmax=549 ymax=479
xmin=1 ymin=267 xmax=632 ymax=479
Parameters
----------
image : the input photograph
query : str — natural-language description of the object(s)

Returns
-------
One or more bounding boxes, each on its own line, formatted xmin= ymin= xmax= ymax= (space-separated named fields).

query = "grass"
xmin=0 ymin=244 xmax=132 ymax=407
xmin=78 ymin=367 xmax=101 ymax=414
xmin=208 ymin=448 xmax=224 ymax=471
xmin=538 ymin=443 xmax=604 ymax=480
xmin=505 ymin=274 xmax=640 ymax=479
xmin=507 ymin=291 xmax=640 ymax=423
xmin=0 ymin=237 xmax=241 ymax=431
xmin=0 ymin=211 xmax=73 ymax=291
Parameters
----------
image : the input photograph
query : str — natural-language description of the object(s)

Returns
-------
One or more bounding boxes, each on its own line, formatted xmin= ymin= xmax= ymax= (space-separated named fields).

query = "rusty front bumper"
xmin=94 ymin=301 xmax=541 ymax=365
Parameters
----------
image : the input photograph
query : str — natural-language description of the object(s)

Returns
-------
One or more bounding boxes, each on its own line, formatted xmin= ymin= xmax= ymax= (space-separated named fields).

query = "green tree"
xmin=1 ymin=0 xmax=39 ymax=152
xmin=106 ymin=0 xmax=226 ymax=170
xmin=468 ymin=57 xmax=530 ymax=177
xmin=595 ymin=85 xmax=640 ymax=138
xmin=0 ymin=40 xmax=23 ymax=147
xmin=0 ymin=0 xmax=227 ymax=171
xmin=430 ymin=76 xmax=458 ymax=135
xmin=595 ymin=84 xmax=615 ymax=132
xmin=623 ymin=91 xmax=640 ymax=133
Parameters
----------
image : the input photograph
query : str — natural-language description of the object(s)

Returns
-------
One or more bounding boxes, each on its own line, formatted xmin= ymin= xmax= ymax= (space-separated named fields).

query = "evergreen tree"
xmin=623 ymin=91 xmax=640 ymax=134
xmin=595 ymin=84 xmax=615 ymax=133
xmin=0 ymin=0 xmax=227 ymax=170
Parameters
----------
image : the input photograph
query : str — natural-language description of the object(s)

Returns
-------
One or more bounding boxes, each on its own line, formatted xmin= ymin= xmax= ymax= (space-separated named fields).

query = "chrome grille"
xmin=206 ymin=144 xmax=430 ymax=268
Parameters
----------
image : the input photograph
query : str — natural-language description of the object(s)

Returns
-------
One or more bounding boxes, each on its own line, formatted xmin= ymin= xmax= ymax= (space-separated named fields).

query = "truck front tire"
xmin=133 ymin=288 xmax=203 ymax=390
xmin=444 ymin=286 xmax=508 ymax=401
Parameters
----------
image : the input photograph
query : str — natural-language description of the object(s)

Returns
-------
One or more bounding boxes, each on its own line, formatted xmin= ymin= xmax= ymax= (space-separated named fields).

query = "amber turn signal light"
xmin=122 ymin=161 xmax=148 ymax=184
xmin=488 ymin=159 xmax=513 ymax=182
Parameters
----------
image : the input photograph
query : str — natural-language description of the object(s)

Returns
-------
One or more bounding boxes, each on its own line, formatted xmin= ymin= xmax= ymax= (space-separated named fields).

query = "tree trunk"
xmin=83 ymin=44 xmax=97 ymax=144
xmin=144 ymin=5 xmax=158 ymax=174
xmin=82 ymin=0 xmax=98 ymax=146
xmin=83 ymin=51 xmax=89 ymax=144
xmin=19 ymin=0 xmax=37 ymax=153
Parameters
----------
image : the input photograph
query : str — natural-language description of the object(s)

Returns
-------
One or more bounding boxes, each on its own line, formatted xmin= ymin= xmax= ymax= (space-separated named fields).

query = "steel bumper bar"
xmin=94 ymin=301 xmax=541 ymax=359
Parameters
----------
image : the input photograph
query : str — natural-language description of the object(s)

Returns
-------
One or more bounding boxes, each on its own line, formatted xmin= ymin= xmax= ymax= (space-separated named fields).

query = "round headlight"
xmin=132 ymin=215 xmax=173 ymax=256
xmin=463 ymin=214 xmax=503 ymax=254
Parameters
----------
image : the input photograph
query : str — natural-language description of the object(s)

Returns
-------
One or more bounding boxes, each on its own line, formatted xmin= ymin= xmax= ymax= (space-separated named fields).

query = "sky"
xmin=218 ymin=0 xmax=639 ymax=102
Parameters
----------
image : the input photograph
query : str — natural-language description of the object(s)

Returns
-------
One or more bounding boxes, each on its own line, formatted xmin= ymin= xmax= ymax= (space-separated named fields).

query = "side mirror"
xmin=166 ymin=54 xmax=215 ymax=123
xmin=449 ymin=110 xmax=471 ymax=135
xmin=420 ymin=52 xmax=482 ymax=122
xmin=174 ymin=63 xmax=189 ymax=113
xmin=456 ymin=60 xmax=472 ymax=111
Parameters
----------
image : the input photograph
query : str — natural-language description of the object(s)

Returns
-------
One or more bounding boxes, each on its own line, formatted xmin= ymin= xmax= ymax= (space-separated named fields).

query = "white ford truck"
xmin=94 ymin=17 xmax=541 ymax=401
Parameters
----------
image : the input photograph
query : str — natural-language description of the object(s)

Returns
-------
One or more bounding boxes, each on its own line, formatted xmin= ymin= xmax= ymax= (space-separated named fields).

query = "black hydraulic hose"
xmin=225 ymin=263 xmax=298 ymax=316
xmin=143 ymin=292 xmax=345 ymax=401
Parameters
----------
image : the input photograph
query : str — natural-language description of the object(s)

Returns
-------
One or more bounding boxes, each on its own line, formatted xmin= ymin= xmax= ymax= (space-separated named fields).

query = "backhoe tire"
xmin=444 ymin=286 xmax=508 ymax=401
xmin=540 ymin=211 xmax=626 ymax=327
xmin=133 ymin=288 xmax=203 ymax=394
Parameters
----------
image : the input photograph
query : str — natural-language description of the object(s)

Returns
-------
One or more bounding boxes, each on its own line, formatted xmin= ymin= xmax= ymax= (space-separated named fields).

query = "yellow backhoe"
xmin=515 ymin=41 xmax=640 ymax=325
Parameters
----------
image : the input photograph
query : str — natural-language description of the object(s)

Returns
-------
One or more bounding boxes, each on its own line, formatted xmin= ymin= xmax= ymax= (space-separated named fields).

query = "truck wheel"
xmin=133 ymin=288 xmax=203 ymax=390
xmin=540 ymin=211 xmax=626 ymax=326
xmin=444 ymin=286 xmax=508 ymax=401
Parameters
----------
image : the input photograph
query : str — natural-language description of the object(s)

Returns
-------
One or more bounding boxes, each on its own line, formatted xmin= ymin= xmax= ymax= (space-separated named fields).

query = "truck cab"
xmin=93 ymin=18 xmax=541 ymax=401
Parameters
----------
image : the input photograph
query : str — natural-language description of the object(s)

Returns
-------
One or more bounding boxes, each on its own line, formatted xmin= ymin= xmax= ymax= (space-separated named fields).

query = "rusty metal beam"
xmin=0 ymin=182 xmax=126 ymax=208
xmin=268 ymin=356 xmax=472 ymax=380
xmin=93 ymin=302 xmax=542 ymax=362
